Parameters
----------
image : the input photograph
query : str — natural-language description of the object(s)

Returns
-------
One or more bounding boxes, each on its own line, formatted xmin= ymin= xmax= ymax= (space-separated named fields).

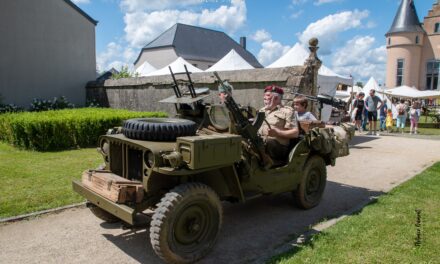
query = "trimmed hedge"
xmin=0 ymin=108 xmax=167 ymax=151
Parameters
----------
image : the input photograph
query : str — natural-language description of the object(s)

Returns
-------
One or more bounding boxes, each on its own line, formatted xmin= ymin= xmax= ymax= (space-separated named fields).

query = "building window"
xmin=396 ymin=59 xmax=404 ymax=87
xmin=426 ymin=60 xmax=440 ymax=90
xmin=388 ymin=38 xmax=391 ymax=45
xmin=415 ymin=35 xmax=419 ymax=44
xmin=435 ymin=23 xmax=440 ymax=33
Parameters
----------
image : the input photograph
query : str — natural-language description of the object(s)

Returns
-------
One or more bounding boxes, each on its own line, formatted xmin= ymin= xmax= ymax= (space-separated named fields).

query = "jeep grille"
xmin=109 ymin=141 xmax=143 ymax=181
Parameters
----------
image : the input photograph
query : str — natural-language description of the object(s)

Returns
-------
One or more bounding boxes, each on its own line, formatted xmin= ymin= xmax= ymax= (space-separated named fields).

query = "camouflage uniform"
xmin=258 ymin=105 xmax=298 ymax=161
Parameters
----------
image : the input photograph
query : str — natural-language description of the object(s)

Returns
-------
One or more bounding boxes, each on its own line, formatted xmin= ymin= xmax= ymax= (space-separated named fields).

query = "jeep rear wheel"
xmin=122 ymin=118 xmax=197 ymax=141
xmin=294 ymin=156 xmax=327 ymax=209
xmin=150 ymin=183 xmax=222 ymax=264
xmin=87 ymin=202 xmax=120 ymax=223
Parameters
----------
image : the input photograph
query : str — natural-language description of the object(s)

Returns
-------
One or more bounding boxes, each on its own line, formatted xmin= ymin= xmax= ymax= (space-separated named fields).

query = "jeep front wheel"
xmin=150 ymin=183 xmax=223 ymax=264
xmin=294 ymin=156 xmax=327 ymax=209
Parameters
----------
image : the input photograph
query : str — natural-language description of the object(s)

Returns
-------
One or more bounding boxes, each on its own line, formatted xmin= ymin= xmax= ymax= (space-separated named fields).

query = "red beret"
xmin=264 ymin=85 xmax=284 ymax=95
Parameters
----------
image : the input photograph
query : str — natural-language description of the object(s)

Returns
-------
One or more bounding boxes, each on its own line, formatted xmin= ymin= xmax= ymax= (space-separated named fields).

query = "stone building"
xmin=133 ymin=23 xmax=262 ymax=71
xmin=0 ymin=0 xmax=97 ymax=107
xmin=386 ymin=0 xmax=440 ymax=90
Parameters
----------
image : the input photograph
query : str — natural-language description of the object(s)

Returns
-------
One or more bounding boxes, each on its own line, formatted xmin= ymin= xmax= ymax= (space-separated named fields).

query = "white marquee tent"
xmin=135 ymin=61 xmax=157 ymax=76
xmin=383 ymin=86 xmax=440 ymax=99
xmin=205 ymin=49 xmax=254 ymax=72
xmin=147 ymin=57 xmax=203 ymax=76
xmin=267 ymin=43 xmax=353 ymax=121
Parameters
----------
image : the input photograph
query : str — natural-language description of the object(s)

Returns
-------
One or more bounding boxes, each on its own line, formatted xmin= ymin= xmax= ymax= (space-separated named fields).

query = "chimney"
xmin=240 ymin=37 xmax=246 ymax=50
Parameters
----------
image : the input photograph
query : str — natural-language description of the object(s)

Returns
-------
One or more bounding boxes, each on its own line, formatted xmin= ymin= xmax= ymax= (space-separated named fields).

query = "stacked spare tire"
xmin=122 ymin=118 xmax=197 ymax=141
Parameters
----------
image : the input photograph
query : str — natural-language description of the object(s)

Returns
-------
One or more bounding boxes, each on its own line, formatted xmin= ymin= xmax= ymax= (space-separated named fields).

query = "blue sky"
xmin=73 ymin=0 xmax=436 ymax=84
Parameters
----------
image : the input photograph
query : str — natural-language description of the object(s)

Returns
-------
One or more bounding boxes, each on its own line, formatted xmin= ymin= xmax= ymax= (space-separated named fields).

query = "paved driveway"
xmin=1 ymin=135 xmax=440 ymax=264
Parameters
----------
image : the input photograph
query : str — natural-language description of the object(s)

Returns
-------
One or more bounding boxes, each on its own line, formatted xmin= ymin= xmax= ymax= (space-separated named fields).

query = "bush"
xmin=30 ymin=96 xmax=75 ymax=112
xmin=111 ymin=66 xmax=138 ymax=79
xmin=0 ymin=108 xmax=167 ymax=151
xmin=0 ymin=103 xmax=24 ymax=114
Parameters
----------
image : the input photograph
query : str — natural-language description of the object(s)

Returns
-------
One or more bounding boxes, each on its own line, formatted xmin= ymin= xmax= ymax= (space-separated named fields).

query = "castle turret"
xmin=385 ymin=0 xmax=425 ymax=88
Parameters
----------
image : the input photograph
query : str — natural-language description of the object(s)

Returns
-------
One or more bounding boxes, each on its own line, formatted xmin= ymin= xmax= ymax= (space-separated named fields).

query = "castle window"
xmin=415 ymin=36 xmax=419 ymax=44
xmin=388 ymin=38 xmax=391 ymax=45
xmin=435 ymin=23 xmax=440 ymax=33
xmin=396 ymin=59 xmax=404 ymax=87
xmin=426 ymin=60 xmax=440 ymax=90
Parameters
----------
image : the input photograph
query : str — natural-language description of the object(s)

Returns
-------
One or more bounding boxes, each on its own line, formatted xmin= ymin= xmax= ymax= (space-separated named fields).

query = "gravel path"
xmin=1 ymin=135 xmax=440 ymax=264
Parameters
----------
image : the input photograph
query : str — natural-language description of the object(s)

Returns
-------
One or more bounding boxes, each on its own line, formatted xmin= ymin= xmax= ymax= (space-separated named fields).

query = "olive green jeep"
xmin=72 ymin=43 xmax=354 ymax=264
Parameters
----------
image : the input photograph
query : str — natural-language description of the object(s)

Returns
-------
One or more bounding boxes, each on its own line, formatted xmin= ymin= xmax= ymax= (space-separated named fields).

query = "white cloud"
xmin=291 ymin=0 xmax=308 ymax=5
xmin=97 ymin=42 xmax=137 ymax=72
xmin=297 ymin=9 xmax=369 ymax=54
xmin=257 ymin=40 xmax=290 ymax=66
xmin=71 ymin=0 xmax=90 ymax=4
xmin=199 ymin=0 xmax=246 ymax=32
xmin=120 ymin=0 xmax=201 ymax=12
xmin=290 ymin=10 xmax=304 ymax=19
xmin=251 ymin=29 xmax=271 ymax=43
xmin=331 ymin=35 xmax=387 ymax=83
xmin=314 ymin=0 xmax=343 ymax=6
xmin=291 ymin=0 xmax=342 ymax=6
xmin=124 ymin=0 xmax=246 ymax=48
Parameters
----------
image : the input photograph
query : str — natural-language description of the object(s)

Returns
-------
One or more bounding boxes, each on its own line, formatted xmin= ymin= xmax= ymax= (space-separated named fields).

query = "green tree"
xmin=355 ymin=81 xmax=364 ymax=88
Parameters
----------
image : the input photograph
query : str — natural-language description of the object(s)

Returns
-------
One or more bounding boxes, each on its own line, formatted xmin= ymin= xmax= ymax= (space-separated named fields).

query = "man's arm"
xmin=268 ymin=127 xmax=299 ymax=139
xmin=376 ymin=97 xmax=383 ymax=110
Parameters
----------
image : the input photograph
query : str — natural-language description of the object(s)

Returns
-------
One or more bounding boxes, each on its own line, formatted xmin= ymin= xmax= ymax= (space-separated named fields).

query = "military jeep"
xmin=73 ymin=42 xmax=353 ymax=264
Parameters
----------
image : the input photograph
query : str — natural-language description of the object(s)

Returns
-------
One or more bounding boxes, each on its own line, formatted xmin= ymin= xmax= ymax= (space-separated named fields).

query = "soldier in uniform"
xmin=258 ymin=85 xmax=299 ymax=162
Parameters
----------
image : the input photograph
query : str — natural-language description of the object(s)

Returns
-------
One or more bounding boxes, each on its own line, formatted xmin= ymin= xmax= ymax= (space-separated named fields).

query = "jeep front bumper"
xmin=72 ymin=180 xmax=136 ymax=224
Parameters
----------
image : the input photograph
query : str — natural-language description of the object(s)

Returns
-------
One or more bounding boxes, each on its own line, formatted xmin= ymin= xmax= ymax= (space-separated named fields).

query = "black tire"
xmin=122 ymin=118 xmax=197 ymax=141
xmin=294 ymin=156 xmax=327 ymax=209
xmin=87 ymin=203 xmax=120 ymax=223
xmin=150 ymin=183 xmax=223 ymax=264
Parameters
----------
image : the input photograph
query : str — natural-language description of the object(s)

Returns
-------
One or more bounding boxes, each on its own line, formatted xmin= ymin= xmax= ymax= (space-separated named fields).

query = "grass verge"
xmin=0 ymin=142 xmax=101 ymax=219
xmin=270 ymin=162 xmax=440 ymax=263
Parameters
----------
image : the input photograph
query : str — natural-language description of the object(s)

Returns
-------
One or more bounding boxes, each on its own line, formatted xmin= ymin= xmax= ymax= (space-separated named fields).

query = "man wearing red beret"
xmin=258 ymin=85 xmax=299 ymax=162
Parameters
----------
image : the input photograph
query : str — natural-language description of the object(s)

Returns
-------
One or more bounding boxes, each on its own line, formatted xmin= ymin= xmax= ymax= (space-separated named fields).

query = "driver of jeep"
xmin=258 ymin=85 xmax=299 ymax=162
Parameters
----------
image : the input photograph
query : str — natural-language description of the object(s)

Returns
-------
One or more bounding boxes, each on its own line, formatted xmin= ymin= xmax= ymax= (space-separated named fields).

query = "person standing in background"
xmin=364 ymin=89 xmax=383 ymax=136
xmin=396 ymin=99 xmax=407 ymax=134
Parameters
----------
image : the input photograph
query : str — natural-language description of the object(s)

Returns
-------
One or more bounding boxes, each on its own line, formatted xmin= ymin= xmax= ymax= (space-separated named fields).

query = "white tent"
xmin=135 ymin=61 xmax=157 ymax=76
xmin=147 ymin=57 xmax=203 ymax=76
xmin=267 ymin=43 xmax=353 ymax=121
xmin=206 ymin=49 xmax=254 ymax=72
xmin=362 ymin=77 xmax=384 ymax=94
xmin=383 ymin=86 xmax=440 ymax=99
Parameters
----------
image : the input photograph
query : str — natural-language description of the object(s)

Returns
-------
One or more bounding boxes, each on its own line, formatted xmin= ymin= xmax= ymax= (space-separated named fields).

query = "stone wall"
xmin=86 ymin=66 xmax=314 ymax=115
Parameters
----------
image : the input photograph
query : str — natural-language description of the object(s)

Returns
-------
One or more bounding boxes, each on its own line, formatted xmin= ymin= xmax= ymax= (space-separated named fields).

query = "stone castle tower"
xmin=386 ymin=0 xmax=440 ymax=90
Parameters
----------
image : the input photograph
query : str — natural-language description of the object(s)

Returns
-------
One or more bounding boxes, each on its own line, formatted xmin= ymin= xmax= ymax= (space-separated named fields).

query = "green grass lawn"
xmin=0 ymin=142 xmax=101 ymax=218
xmin=270 ymin=162 xmax=440 ymax=263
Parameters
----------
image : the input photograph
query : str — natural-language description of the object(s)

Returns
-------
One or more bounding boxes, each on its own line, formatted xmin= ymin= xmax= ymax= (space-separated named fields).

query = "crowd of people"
xmin=351 ymin=89 xmax=422 ymax=135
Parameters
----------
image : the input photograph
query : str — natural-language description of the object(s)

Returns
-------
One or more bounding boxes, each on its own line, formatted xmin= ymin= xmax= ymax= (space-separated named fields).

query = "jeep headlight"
xmin=144 ymin=151 xmax=155 ymax=168
xmin=100 ymin=139 xmax=109 ymax=155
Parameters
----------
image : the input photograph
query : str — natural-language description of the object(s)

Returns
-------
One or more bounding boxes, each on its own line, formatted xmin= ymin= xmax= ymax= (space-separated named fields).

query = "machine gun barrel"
xmin=294 ymin=92 xmax=347 ymax=110
xmin=213 ymin=72 xmax=272 ymax=168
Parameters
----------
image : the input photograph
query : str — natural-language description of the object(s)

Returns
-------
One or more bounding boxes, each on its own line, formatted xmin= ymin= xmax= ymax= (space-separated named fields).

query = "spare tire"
xmin=122 ymin=118 xmax=197 ymax=141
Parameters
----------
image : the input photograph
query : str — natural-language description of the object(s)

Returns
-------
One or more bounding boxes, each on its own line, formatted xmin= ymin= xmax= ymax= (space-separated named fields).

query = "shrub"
xmin=30 ymin=96 xmax=75 ymax=112
xmin=0 ymin=103 xmax=24 ymax=114
xmin=111 ymin=66 xmax=138 ymax=79
xmin=0 ymin=108 xmax=167 ymax=151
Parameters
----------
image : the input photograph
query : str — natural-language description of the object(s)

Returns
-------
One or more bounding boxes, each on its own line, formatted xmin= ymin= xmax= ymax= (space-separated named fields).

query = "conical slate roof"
xmin=387 ymin=0 xmax=424 ymax=35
